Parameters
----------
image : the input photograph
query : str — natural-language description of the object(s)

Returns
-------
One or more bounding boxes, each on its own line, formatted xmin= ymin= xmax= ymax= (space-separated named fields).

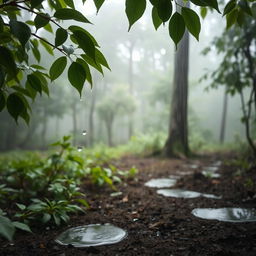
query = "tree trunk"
xmin=163 ymin=3 xmax=190 ymax=157
xmin=128 ymin=41 xmax=135 ymax=139
xmin=72 ymin=102 xmax=77 ymax=145
xmin=106 ymin=119 xmax=113 ymax=147
xmin=219 ymin=90 xmax=228 ymax=144
xmin=89 ymin=85 xmax=97 ymax=147
xmin=55 ymin=117 xmax=60 ymax=138
xmin=41 ymin=109 xmax=47 ymax=148
xmin=5 ymin=121 xmax=18 ymax=150
xmin=18 ymin=121 xmax=37 ymax=149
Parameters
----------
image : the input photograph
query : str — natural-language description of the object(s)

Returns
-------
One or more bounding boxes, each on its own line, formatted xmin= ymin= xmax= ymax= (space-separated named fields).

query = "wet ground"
xmin=1 ymin=154 xmax=256 ymax=255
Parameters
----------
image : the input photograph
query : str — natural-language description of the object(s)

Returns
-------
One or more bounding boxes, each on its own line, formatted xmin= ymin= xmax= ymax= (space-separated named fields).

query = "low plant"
xmin=0 ymin=135 xmax=137 ymax=241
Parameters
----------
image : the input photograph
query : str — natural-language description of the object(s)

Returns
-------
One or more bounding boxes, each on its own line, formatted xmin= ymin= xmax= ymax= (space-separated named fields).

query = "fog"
xmin=0 ymin=1 xmax=247 ymax=151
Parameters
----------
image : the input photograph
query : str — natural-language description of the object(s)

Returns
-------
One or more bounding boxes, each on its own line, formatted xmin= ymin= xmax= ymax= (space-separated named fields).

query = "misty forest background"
xmin=0 ymin=0 xmax=250 ymax=152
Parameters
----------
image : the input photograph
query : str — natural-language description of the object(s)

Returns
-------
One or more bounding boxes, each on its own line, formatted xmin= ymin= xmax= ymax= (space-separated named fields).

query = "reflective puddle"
xmin=202 ymin=166 xmax=220 ymax=178
xmin=55 ymin=224 xmax=127 ymax=247
xmin=202 ymin=171 xmax=221 ymax=178
xmin=157 ymin=189 xmax=221 ymax=199
xmin=192 ymin=208 xmax=256 ymax=222
xmin=145 ymin=178 xmax=177 ymax=188
xmin=204 ymin=166 xmax=219 ymax=172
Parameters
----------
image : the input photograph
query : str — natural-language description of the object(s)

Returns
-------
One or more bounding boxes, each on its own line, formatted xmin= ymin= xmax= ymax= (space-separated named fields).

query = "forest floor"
xmin=1 ymin=153 xmax=256 ymax=256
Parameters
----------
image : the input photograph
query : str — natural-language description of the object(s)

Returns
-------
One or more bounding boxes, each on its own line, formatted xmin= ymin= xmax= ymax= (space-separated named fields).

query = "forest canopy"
xmin=0 ymin=0 xmax=255 ymax=122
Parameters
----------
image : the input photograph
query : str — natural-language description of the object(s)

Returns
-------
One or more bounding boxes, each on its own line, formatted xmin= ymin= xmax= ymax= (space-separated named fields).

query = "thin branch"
xmin=16 ymin=3 xmax=63 ymax=29
xmin=31 ymin=32 xmax=67 ymax=56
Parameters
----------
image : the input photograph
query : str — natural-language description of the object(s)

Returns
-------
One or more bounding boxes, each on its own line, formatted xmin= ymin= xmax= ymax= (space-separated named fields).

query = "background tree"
xmin=97 ymin=85 xmax=136 ymax=146
xmin=203 ymin=3 xmax=256 ymax=155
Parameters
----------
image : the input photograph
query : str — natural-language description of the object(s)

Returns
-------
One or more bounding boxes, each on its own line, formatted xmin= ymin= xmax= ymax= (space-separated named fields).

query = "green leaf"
xmin=34 ymin=13 xmax=50 ymax=30
xmin=12 ymin=222 xmax=32 ymax=233
xmin=125 ymin=0 xmax=146 ymax=31
xmin=149 ymin=0 xmax=157 ymax=6
xmin=226 ymin=8 xmax=238 ymax=29
xmin=9 ymin=20 xmax=31 ymax=47
xmin=76 ymin=58 xmax=92 ymax=86
xmin=190 ymin=0 xmax=220 ymax=13
xmin=152 ymin=6 xmax=162 ymax=30
xmin=223 ymin=0 xmax=237 ymax=16
xmin=7 ymin=93 xmax=26 ymax=121
xmin=49 ymin=56 xmax=67 ymax=81
xmin=40 ymin=39 xmax=54 ymax=55
xmin=238 ymin=0 xmax=252 ymax=15
xmin=72 ymin=30 xmax=96 ymax=60
xmin=31 ymin=0 xmax=44 ymax=8
xmin=63 ymin=0 xmax=75 ymax=8
xmin=34 ymin=71 xmax=49 ymax=95
xmin=0 ymin=216 xmax=15 ymax=241
xmin=81 ymin=54 xmax=103 ymax=74
xmin=169 ymin=12 xmax=185 ymax=49
xmin=0 ymin=32 xmax=12 ymax=44
xmin=156 ymin=0 xmax=172 ymax=22
xmin=68 ymin=62 xmax=86 ymax=96
xmin=0 ymin=46 xmax=18 ymax=78
xmin=12 ymin=86 xmax=33 ymax=98
xmin=0 ymin=16 xmax=4 ymax=33
xmin=95 ymin=48 xmax=111 ymax=70
xmin=54 ymin=8 xmax=91 ymax=23
xmin=76 ymin=198 xmax=89 ymax=208
xmin=69 ymin=25 xmax=99 ymax=47
xmin=190 ymin=0 xmax=207 ymax=6
xmin=93 ymin=0 xmax=105 ymax=13
xmin=31 ymin=43 xmax=41 ymax=62
xmin=200 ymin=7 xmax=208 ymax=19
xmin=0 ymin=68 xmax=5 ymax=87
xmin=181 ymin=7 xmax=201 ymax=41
xmin=55 ymin=27 xmax=68 ymax=46
xmin=237 ymin=9 xmax=245 ymax=26
xmin=27 ymin=74 xmax=42 ymax=94
xmin=43 ymin=23 xmax=53 ymax=33
xmin=16 ymin=203 xmax=26 ymax=210
xmin=0 ymin=90 xmax=6 ymax=112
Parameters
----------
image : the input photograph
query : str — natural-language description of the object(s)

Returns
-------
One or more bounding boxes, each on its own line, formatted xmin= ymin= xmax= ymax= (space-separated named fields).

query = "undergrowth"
xmin=0 ymin=135 xmax=137 ymax=241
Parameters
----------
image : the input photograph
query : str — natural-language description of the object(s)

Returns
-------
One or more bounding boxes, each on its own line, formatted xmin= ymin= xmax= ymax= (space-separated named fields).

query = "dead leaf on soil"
xmin=122 ymin=195 xmax=129 ymax=202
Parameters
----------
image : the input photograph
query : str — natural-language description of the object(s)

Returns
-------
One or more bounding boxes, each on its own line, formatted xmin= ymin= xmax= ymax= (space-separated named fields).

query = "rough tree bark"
xmin=219 ymin=90 xmax=228 ymax=144
xmin=162 ymin=5 xmax=190 ymax=157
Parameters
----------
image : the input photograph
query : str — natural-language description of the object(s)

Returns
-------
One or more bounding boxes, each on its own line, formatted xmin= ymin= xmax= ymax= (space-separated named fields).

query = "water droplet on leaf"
xmin=77 ymin=146 xmax=83 ymax=152
xmin=82 ymin=130 xmax=87 ymax=136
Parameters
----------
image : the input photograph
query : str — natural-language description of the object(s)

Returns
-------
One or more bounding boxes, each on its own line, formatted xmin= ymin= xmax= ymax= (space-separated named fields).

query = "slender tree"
xmin=163 ymin=1 xmax=190 ymax=157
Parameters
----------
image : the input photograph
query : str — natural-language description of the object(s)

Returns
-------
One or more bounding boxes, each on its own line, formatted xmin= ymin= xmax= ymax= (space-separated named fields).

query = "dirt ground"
xmin=1 ymin=153 xmax=256 ymax=256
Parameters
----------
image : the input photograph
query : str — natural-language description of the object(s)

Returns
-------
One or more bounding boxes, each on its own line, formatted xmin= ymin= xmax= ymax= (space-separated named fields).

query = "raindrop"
xmin=77 ymin=146 xmax=83 ymax=152
xmin=82 ymin=130 xmax=87 ymax=136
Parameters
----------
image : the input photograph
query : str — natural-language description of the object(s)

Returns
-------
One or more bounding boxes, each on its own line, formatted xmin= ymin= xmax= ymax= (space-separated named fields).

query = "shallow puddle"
xmin=192 ymin=208 xmax=256 ymax=222
xmin=183 ymin=164 xmax=198 ymax=169
xmin=204 ymin=166 xmax=219 ymax=172
xmin=202 ymin=171 xmax=220 ymax=178
xmin=55 ymin=224 xmax=127 ymax=247
xmin=157 ymin=189 xmax=221 ymax=199
xmin=145 ymin=178 xmax=177 ymax=188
